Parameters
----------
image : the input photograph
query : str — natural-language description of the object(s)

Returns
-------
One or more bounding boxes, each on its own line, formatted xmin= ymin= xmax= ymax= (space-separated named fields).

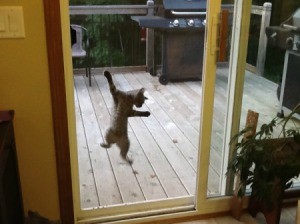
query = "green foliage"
xmin=70 ymin=0 xmax=146 ymax=68
xmin=227 ymin=104 xmax=300 ymax=208
xmin=70 ymin=0 xmax=145 ymax=5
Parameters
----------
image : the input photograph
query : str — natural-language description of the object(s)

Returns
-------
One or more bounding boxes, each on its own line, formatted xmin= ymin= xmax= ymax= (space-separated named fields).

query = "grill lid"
xmin=131 ymin=0 xmax=207 ymax=30
xmin=281 ymin=8 xmax=300 ymax=31
xmin=265 ymin=8 xmax=300 ymax=51
xmin=163 ymin=0 xmax=207 ymax=11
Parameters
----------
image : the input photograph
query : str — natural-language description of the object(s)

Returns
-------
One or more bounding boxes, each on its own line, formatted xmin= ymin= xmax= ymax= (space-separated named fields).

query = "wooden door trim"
xmin=43 ymin=0 xmax=74 ymax=223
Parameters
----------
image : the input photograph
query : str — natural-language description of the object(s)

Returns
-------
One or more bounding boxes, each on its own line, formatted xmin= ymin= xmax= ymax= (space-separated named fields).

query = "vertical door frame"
xmin=220 ymin=0 xmax=253 ymax=195
xmin=43 ymin=0 xmax=75 ymax=223
xmin=196 ymin=0 xmax=224 ymax=209
xmin=195 ymin=0 xmax=253 ymax=213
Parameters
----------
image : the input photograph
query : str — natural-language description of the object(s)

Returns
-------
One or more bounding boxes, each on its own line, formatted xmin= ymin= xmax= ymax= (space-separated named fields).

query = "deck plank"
xmin=74 ymin=88 xmax=100 ymax=208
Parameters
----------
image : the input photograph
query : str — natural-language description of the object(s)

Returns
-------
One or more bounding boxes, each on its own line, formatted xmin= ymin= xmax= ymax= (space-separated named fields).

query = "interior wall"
xmin=0 ymin=0 xmax=60 ymax=220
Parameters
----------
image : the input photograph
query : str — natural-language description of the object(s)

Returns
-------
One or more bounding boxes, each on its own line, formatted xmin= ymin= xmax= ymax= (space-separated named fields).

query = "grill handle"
xmin=282 ymin=24 xmax=298 ymax=31
xmin=171 ymin=10 xmax=206 ymax=16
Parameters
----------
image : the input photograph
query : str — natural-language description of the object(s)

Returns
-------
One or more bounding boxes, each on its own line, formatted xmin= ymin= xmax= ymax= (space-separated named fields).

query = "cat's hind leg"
xmin=117 ymin=137 xmax=132 ymax=164
xmin=100 ymin=130 xmax=114 ymax=148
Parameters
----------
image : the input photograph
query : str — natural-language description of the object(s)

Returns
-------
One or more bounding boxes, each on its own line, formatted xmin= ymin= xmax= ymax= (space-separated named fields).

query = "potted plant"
xmin=227 ymin=103 xmax=300 ymax=223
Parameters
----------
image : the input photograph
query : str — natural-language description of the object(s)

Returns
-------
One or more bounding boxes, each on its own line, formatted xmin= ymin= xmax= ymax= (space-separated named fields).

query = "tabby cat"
xmin=100 ymin=71 xmax=150 ymax=164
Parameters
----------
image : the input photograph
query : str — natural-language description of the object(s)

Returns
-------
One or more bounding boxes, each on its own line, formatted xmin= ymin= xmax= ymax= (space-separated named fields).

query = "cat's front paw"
xmin=145 ymin=111 xmax=151 ymax=117
xmin=100 ymin=142 xmax=110 ymax=148
xmin=127 ymin=158 xmax=133 ymax=165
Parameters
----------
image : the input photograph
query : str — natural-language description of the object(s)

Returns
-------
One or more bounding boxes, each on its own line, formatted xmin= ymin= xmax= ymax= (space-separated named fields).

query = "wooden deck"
xmin=74 ymin=68 xmax=280 ymax=209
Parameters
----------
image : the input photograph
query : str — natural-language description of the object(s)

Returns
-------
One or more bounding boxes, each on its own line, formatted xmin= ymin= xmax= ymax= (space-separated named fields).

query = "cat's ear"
xmin=139 ymin=88 xmax=145 ymax=93
xmin=139 ymin=88 xmax=147 ymax=99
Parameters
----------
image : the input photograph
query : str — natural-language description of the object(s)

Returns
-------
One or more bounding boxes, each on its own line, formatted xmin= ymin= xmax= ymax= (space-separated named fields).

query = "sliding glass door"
xmin=64 ymin=0 xmax=263 ymax=222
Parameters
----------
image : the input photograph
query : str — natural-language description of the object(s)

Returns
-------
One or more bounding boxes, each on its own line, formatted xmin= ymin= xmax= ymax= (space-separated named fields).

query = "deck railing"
xmin=69 ymin=5 xmax=148 ymax=15
xmin=220 ymin=3 xmax=272 ymax=76
xmin=70 ymin=0 xmax=272 ymax=75
xmin=250 ymin=3 xmax=272 ymax=77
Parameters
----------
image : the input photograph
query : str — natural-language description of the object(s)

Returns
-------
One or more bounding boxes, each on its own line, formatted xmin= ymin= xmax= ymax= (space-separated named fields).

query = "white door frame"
xmin=219 ymin=0 xmax=253 ymax=195
xmin=196 ymin=0 xmax=252 ymax=212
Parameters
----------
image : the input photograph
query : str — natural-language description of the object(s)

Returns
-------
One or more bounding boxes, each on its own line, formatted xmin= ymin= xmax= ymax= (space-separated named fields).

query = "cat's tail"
xmin=104 ymin=70 xmax=113 ymax=83
xmin=104 ymin=70 xmax=117 ymax=96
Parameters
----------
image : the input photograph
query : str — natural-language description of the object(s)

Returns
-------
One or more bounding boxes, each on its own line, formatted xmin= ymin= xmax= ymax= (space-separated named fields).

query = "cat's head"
xmin=133 ymin=88 xmax=148 ymax=108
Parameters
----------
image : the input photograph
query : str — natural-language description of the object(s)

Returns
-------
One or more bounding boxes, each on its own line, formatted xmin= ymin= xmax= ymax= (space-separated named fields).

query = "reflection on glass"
xmin=207 ymin=0 xmax=300 ymax=198
xmin=240 ymin=2 xmax=300 ymax=190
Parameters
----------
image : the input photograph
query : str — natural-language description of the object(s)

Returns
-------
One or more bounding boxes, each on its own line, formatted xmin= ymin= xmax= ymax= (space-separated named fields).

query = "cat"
xmin=100 ymin=71 xmax=150 ymax=164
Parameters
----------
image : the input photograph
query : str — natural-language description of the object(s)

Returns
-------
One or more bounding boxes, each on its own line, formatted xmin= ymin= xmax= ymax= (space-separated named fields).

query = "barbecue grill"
xmin=132 ymin=0 xmax=207 ymax=85
xmin=266 ymin=8 xmax=300 ymax=117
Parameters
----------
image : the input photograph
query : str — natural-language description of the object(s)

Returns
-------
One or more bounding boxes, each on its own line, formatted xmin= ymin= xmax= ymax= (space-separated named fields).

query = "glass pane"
xmin=239 ymin=1 xmax=300 ymax=190
xmin=224 ymin=0 xmax=300 ymax=199
xmin=71 ymin=1 xmax=206 ymax=212
xmin=205 ymin=0 xmax=300 ymax=198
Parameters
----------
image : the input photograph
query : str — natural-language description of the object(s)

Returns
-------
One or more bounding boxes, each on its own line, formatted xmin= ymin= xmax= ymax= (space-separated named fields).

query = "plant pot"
xmin=247 ymin=137 xmax=300 ymax=224
xmin=260 ymin=137 xmax=300 ymax=162
xmin=248 ymin=177 xmax=284 ymax=224
xmin=248 ymin=193 xmax=283 ymax=224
